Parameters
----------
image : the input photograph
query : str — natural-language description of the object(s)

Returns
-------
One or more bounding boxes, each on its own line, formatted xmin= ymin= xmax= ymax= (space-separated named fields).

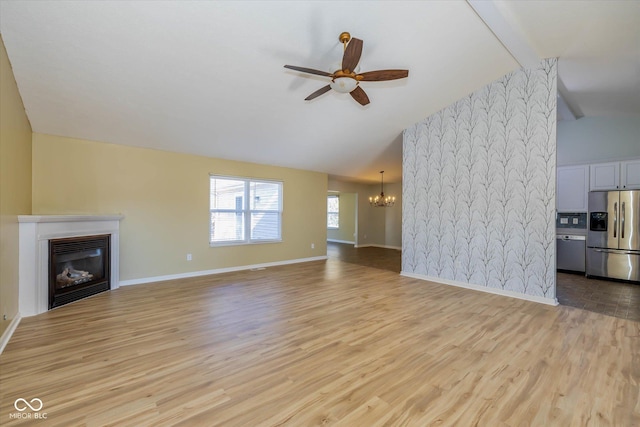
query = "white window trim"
xmin=327 ymin=194 xmax=339 ymax=230
xmin=210 ymin=174 xmax=283 ymax=246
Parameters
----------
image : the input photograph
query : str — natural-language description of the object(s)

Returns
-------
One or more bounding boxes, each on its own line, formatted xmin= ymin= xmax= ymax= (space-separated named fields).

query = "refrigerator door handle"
xmin=592 ymin=248 xmax=639 ymax=255
xmin=621 ymin=201 xmax=625 ymax=239
xmin=613 ymin=202 xmax=617 ymax=238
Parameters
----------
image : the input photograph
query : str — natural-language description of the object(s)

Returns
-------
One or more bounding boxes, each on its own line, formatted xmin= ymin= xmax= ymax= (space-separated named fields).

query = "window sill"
xmin=210 ymin=239 xmax=282 ymax=247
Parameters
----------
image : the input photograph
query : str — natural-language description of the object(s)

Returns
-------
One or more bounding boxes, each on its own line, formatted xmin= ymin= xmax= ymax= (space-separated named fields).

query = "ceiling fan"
xmin=284 ymin=32 xmax=409 ymax=106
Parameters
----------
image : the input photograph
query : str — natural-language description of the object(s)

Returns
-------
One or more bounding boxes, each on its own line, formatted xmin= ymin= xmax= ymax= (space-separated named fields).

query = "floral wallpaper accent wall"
xmin=402 ymin=58 xmax=557 ymax=300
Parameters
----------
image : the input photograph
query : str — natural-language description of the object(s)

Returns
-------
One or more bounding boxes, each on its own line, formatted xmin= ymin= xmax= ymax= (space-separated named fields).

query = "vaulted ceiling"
xmin=1 ymin=1 xmax=638 ymax=184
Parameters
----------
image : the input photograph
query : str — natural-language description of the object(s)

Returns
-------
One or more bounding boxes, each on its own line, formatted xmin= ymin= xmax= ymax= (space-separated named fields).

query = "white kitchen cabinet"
xmin=589 ymin=160 xmax=640 ymax=191
xmin=557 ymin=165 xmax=589 ymax=212
xmin=590 ymin=162 xmax=620 ymax=190
xmin=621 ymin=159 xmax=640 ymax=189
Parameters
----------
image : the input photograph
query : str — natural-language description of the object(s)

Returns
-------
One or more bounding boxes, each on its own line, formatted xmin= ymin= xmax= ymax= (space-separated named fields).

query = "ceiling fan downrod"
xmin=339 ymin=32 xmax=351 ymax=51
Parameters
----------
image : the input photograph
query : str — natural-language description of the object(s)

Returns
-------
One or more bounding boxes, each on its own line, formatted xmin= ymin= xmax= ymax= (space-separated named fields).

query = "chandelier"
xmin=369 ymin=171 xmax=395 ymax=207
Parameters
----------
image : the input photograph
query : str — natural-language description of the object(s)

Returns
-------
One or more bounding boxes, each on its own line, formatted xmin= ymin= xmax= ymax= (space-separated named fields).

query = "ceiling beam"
xmin=557 ymin=77 xmax=582 ymax=120
xmin=467 ymin=0 xmax=540 ymax=69
xmin=557 ymin=93 xmax=577 ymax=121
xmin=467 ymin=0 xmax=581 ymax=120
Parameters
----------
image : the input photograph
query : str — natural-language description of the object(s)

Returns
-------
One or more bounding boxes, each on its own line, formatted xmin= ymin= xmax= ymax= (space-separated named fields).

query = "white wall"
xmin=557 ymin=116 xmax=640 ymax=166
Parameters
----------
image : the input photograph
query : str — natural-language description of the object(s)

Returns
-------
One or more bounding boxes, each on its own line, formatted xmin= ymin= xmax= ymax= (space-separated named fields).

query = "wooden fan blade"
xmin=358 ymin=69 xmax=409 ymax=81
xmin=305 ymin=85 xmax=332 ymax=101
xmin=342 ymin=38 xmax=363 ymax=72
xmin=284 ymin=65 xmax=332 ymax=77
xmin=350 ymin=86 xmax=370 ymax=106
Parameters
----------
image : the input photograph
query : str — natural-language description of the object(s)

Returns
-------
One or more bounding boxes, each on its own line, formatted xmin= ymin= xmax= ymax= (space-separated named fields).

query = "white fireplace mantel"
xmin=18 ymin=215 xmax=124 ymax=316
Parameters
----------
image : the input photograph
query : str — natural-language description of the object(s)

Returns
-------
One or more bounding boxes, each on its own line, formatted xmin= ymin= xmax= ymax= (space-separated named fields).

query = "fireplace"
xmin=49 ymin=234 xmax=111 ymax=309
xmin=18 ymin=215 xmax=123 ymax=316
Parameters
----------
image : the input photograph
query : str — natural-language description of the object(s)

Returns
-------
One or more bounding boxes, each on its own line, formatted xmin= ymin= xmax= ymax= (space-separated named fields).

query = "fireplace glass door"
xmin=49 ymin=234 xmax=110 ymax=309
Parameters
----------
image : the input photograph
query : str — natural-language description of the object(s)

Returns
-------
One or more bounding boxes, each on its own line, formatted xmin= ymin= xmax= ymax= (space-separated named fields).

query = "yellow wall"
xmin=0 ymin=35 xmax=33 ymax=334
xmin=32 ymin=134 xmax=327 ymax=281
xmin=327 ymin=192 xmax=356 ymax=243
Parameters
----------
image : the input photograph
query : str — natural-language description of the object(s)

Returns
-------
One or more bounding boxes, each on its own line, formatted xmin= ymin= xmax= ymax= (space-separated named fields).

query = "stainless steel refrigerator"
xmin=587 ymin=190 xmax=640 ymax=281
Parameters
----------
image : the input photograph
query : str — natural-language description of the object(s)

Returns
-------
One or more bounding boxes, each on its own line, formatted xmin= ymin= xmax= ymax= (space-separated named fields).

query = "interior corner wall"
xmin=0 ymin=35 xmax=32 ymax=335
xmin=403 ymin=58 xmax=557 ymax=302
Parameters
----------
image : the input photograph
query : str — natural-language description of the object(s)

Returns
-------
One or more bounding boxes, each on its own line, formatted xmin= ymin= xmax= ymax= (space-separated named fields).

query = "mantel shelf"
xmin=19 ymin=215 xmax=124 ymax=223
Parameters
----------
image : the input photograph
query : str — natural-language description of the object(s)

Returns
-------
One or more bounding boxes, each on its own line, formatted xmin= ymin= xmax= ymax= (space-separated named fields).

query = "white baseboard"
xmin=400 ymin=271 xmax=558 ymax=306
xmin=327 ymin=239 xmax=355 ymax=244
xmin=355 ymin=244 xmax=402 ymax=250
xmin=0 ymin=314 xmax=22 ymax=355
xmin=119 ymin=256 xmax=328 ymax=287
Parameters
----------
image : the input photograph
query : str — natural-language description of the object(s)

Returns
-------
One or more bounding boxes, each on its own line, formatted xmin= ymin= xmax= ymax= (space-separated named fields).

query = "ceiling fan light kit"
xmin=284 ymin=32 xmax=409 ymax=106
xmin=330 ymin=77 xmax=358 ymax=94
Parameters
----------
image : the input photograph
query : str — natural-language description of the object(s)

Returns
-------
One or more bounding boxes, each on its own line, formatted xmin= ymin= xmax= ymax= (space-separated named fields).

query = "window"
xmin=210 ymin=175 xmax=282 ymax=245
xmin=327 ymin=195 xmax=339 ymax=229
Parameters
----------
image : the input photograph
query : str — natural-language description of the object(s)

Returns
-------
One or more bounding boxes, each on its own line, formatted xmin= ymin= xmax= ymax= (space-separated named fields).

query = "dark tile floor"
xmin=327 ymin=242 xmax=640 ymax=321
xmin=556 ymin=272 xmax=640 ymax=321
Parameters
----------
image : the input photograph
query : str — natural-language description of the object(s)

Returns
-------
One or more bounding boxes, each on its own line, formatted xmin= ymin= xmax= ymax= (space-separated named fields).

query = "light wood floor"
xmin=1 ymin=258 xmax=639 ymax=426
xmin=328 ymin=241 xmax=640 ymax=321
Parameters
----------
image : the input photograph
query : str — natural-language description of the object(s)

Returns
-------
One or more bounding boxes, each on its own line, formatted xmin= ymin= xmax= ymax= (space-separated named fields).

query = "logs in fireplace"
xmin=49 ymin=234 xmax=111 ymax=309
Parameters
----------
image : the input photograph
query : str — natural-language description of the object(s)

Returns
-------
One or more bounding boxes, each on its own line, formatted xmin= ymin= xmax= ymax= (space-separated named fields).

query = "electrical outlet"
xmin=311 ymin=243 xmax=315 ymax=249
xmin=186 ymin=253 xmax=192 ymax=261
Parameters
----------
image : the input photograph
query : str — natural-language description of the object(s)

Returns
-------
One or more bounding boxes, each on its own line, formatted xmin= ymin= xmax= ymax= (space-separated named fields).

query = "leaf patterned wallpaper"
xmin=402 ymin=58 xmax=557 ymax=301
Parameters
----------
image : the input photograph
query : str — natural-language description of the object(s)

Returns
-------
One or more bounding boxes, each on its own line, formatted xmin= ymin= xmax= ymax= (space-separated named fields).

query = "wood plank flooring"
xmin=328 ymin=242 xmax=640 ymax=321
xmin=327 ymin=242 xmax=401 ymax=273
xmin=1 ymin=257 xmax=639 ymax=426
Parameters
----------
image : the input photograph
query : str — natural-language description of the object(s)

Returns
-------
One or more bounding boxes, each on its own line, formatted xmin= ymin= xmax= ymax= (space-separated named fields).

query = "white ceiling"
xmin=1 ymin=1 xmax=638 ymax=184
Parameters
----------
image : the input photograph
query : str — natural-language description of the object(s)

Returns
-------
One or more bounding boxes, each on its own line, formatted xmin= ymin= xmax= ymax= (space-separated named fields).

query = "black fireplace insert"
xmin=49 ymin=234 xmax=110 ymax=309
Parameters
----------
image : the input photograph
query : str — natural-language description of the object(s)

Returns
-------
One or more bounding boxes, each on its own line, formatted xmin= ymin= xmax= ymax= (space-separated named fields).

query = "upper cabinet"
xmin=621 ymin=160 xmax=640 ymax=189
xmin=558 ymin=165 xmax=589 ymax=212
xmin=589 ymin=160 xmax=640 ymax=191
xmin=590 ymin=162 xmax=620 ymax=190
